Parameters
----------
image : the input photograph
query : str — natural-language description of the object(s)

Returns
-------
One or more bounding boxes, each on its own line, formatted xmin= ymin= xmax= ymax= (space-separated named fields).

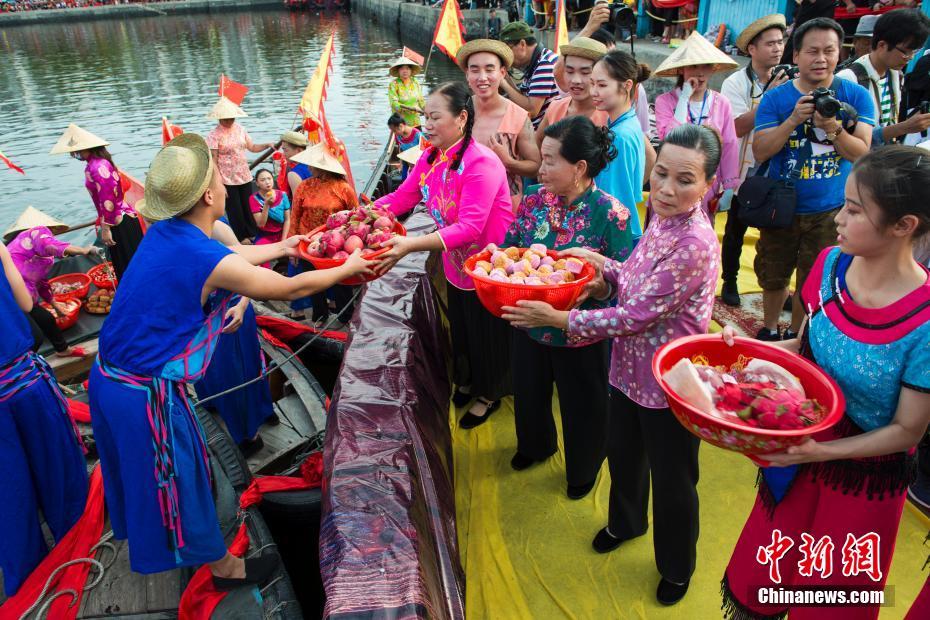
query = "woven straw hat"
xmin=736 ymin=14 xmax=786 ymax=54
xmin=206 ymin=96 xmax=248 ymax=120
xmin=456 ymin=38 xmax=514 ymax=69
xmin=4 ymin=206 xmax=68 ymax=240
xmin=397 ymin=145 xmax=424 ymax=166
xmin=390 ymin=57 xmax=423 ymax=77
xmin=280 ymin=131 xmax=309 ymax=147
xmin=560 ymin=37 xmax=608 ymax=62
xmin=292 ymin=143 xmax=346 ymax=176
xmin=653 ymin=31 xmax=739 ymax=77
xmin=136 ymin=133 xmax=214 ymax=222
xmin=49 ymin=123 xmax=109 ymax=155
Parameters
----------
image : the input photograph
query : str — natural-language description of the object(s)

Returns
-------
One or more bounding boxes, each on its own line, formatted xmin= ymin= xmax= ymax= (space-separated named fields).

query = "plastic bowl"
xmin=653 ymin=334 xmax=845 ymax=464
xmin=463 ymin=248 xmax=594 ymax=318
xmin=49 ymin=273 xmax=91 ymax=302
xmin=87 ymin=262 xmax=117 ymax=290
xmin=40 ymin=298 xmax=82 ymax=331
xmin=297 ymin=221 xmax=407 ymax=286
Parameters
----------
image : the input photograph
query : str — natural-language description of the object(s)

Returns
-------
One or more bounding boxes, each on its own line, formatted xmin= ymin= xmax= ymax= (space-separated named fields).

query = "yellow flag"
xmin=432 ymin=0 xmax=465 ymax=61
xmin=299 ymin=32 xmax=336 ymax=127
xmin=554 ymin=0 xmax=569 ymax=55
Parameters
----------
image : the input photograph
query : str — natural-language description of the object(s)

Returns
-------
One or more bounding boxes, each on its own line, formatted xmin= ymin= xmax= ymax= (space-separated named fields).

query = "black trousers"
xmin=721 ymin=203 xmax=748 ymax=284
xmin=224 ymin=182 xmax=259 ymax=241
xmin=446 ymin=285 xmax=512 ymax=401
xmin=311 ymin=285 xmax=356 ymax=324
xmin=608 ymin=387 xmax=700 ymax=584
xmin=28 ymin=305 xmax=68 ymax=353
xmin=512 ymin=329 xmax=609 ymax=486
xmin=918 ymin=428 xmax=930 ymax=483
xmin=108 ymin=215 xmax=144 ymax=281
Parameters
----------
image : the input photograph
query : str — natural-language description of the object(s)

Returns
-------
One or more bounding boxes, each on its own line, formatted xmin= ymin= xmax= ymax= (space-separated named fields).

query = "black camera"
xmin=919 ymin=100 xmax=930 ymax=114
xmin=604 ymin=1 xmax=637 ymax=42
xmin=771 ymin=64 xmax=800 ymax=80
xmin=811 ymin=87 xmax=842 ymax=118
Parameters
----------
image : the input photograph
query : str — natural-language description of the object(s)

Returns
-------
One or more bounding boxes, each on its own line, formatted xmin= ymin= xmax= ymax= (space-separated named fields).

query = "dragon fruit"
xmin=373 ymin=216 xmax=394 ymax=232
xmin=343 ymin=235 xmax=364 ymax=253
xmin=332 ymin=250 xmax=350 ymax=260
xmin=347 ymin=221 xmax=371 ymax=239
xmin=326 ymin=210 xmax=352 ymax=229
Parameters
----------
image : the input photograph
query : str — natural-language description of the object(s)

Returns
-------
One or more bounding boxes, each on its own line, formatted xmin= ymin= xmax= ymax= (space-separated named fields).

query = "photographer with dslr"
xmin=752 ymin=17 xmax=874 ymax=341
xmin=836 ymin=9 xmax=930 ymax=148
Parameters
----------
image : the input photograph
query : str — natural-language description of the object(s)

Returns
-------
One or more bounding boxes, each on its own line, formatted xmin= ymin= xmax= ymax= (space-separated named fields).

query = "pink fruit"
xmin=509 ymin=275 xmax=525 ymax=284
xmin=324 ymin=243 xmax=341 ymax=258
xmin=489 ymin=273 xmax=508 ymax=282
xmin=525 ymin=276 xmax=544 ymax=285
xmin=565 ymin=257 xmax=584 ymax=275
xmin=310 ymin=231 xmax=324 ymax=243
xmin=505 ymin=261 xmax=518 ymax=275
xmin=485 ymin=243 xmax=498 ymax=255
xmin=306 ymin=241 xmax=322 ymax=258
xmin=473 ymin=266 xmax=489 ymax=278
xmin=332 ymin=250 xmax=349 ymax=260
xmin=489 ymin=268 xmax=507 ymax=278
xmin=348 ymin=222 xmax=371 ymax=239
xmin=537 ymin=264 xmax=554 ymax=275
xmin=529 ymin=243 xmax=548 ymax=257
xmin=541 ymin=255 xmax=555 ymax=266
xmin=528 ymin=254 xmax=541 ymax=270
xmin=326 ymin=210 xmax=351 ymax=229
xmin=328 ymin=231 xmax=345 ymax=249
xmin=490 ymin=250 xmax=506 ymax=265
xmin=545 ymin=272 xmax=564 ymax=284
xmin=344 ymin=235 xmax=364 ymax=253
xmin=373 ymin=216 xmax=393 ymax=231
xmin=518 ymin=259 xmax=533 ymax=274
xmin=476 ymin=260 xmax=493 ymax=273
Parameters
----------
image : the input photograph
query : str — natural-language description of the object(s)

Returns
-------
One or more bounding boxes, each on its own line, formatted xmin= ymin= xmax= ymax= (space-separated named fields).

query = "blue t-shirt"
xmin=595 ymin=107 xmax=645 ymax=239
xmin=0 ymin=258 xmax=33 ymax=364
xmin=755 ymin=79 xmax=875 ymax=214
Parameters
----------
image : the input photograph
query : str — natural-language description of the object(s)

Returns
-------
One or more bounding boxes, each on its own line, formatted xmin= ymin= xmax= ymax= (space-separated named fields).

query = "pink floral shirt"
xmin=8 ymin=226 xmax=70 ymax=303
xmin=84 ymin=156 xmax=134 ymax=227
xmin=206 ymin=123 xmax=254 ymax=186
xmin=567 ymin=203 xmax=720 ymax=408
xmin=374 ymin=140 xmax=513 ymax=290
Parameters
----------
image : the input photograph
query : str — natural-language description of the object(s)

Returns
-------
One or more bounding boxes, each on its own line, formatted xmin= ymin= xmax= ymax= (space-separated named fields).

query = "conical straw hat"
xmin=397 ymin=145 xmax=424 ymax=166
xmin=653 ymin=31 xmax=739 ymax=78
xmin=49 ymin=123 xmax=109 ymax=155
xmin=206 ymin=96 xmax=248 ymax=120
xmin=389 ymin=57 xmax=423 ymax=77
xmin=136 ymin=133 xmax=214 ymax=222
xmin=291 ymin=143 xmax=346 ymax=176
xmin=4 ymin=206 xmax=68 ymax=240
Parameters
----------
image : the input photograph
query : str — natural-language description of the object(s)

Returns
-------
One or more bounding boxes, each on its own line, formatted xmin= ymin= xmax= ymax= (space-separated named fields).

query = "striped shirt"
xmin=877 ymin=75 xmax=894 ymax=126
xmin=519 ymin=46 xmax=560 ymax=128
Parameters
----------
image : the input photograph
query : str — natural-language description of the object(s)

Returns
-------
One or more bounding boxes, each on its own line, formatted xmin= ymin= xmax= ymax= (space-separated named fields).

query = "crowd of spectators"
xmin=1 ymin=0 xmax=174 ymax=12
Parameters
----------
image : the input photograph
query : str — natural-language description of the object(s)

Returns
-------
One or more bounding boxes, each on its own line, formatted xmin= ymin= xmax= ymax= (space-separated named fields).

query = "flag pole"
xmin=423 ymin=45 xmax=436 ymax=79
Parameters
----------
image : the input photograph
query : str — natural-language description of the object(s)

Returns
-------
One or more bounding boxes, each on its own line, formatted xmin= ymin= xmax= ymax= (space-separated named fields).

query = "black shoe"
xmin=721 ymin=281 xmax=740 ymax=307
xmin=656 ymin=577 xmax=690 ymax=605
xmin=452 ymin=387 xmax=473 ymax=408
xmin=592 ymin=527 xmax=625 ymax=554
xmin=783 ymin=294 xmax=793 ymax=313
xmin=238 ymin=435 xmax=265 ymax=458
xmin=755 ymin=327 xmax=781 ymax=342
xmin=782 ymin=329 xmax=798 ymax=341
xmin=459 ymin=399 xmax=500 ymax=429
xmin=510 ymin=452 xmax=540 ymax=471
xmin=212 ymin=552 xmax=280 ymax=592
xmin=265 ymin=413 xmax=281 ymax=426
xmin=567 ymin=479 xmax=596 ymax=500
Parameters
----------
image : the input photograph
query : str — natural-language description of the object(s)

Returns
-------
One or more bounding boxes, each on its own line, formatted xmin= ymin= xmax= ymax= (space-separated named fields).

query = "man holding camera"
xmin=752 ymin=17 xmax=874 ymax=341
xmin=718 ymin=14 xmax=789 ymax=307
xmin=835 ymin=8 xmax=930 ymax=148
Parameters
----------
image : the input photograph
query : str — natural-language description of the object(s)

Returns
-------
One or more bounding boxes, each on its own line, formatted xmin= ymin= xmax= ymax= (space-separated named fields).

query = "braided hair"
xmin=426 ymin=81 xmax=475 ymax=172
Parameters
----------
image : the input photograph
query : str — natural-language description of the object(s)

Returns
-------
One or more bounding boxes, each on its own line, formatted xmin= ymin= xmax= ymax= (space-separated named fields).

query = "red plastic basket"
xmin=653 ymin=334 xmax=845 ymax=465
xmin=49 ymin=273 xmax=91 ymax=302
xmin=39 ymin=298 xmax=82 ymax=331
xmin=463 ymin=249 xmax=594 ymax=318
xmin=297 ymin=221 xmax=407 ymax=286
xmin=87 ymin=262 xmax=117 ymax=290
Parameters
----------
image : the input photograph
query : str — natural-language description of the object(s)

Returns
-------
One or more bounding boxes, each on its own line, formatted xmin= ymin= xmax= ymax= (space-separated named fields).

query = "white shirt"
xmin=721 ymin=66 xmax=765 ymax=182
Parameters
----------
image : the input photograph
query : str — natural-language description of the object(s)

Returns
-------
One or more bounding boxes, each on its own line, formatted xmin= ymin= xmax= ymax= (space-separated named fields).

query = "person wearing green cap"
xmin=499 ymin=21 xmax=561 ymax=129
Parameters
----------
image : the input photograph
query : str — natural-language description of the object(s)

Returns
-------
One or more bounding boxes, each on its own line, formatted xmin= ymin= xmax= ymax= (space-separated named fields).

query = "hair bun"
xmin=637 ymin=63 xmax=652 ymax=83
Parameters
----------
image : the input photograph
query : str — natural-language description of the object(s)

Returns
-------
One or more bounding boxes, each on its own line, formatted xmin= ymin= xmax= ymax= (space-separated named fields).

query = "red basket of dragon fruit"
xmin=653 ymin=334 xmax=845 ymax=465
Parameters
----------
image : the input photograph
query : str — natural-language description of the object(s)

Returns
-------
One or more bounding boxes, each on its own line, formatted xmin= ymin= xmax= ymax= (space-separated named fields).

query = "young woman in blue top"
xmin=499 ymin=116 xmax=635 ymax=500
xmin=590 ymin=49 xmax=651 ymax=241
xmin=0 ymin=242 xmax=87 ymax=596
xmin=88 ymin=134 xmax=376 ymax=589
xmin=721 ymin=146 xmax=930 ymax=619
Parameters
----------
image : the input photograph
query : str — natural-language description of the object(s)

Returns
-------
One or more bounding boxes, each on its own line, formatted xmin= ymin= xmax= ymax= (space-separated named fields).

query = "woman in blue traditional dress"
xmin=88 ymin=134 xmax=376 ymax=588
xmin=0 ymin=241 xmax=88 ymax=596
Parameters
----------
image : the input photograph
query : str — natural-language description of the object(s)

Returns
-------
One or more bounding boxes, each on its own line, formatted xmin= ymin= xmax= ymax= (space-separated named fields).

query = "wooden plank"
xmin=48 ymin=337 xmax=99 ymax=384
xmin=261 ymin=341 xmax=326 ymax=435
xmin=247 ymin=394 xmax=311 ymax=474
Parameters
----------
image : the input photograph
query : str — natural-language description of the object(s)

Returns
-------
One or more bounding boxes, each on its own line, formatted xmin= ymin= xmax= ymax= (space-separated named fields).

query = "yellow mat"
xmin=452 ymin=209 xmax=923 ymax=618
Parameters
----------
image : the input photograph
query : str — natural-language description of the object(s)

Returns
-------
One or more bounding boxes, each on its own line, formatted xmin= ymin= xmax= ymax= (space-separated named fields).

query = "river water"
xmin=0 ymin=9 xmax=460 ymax=237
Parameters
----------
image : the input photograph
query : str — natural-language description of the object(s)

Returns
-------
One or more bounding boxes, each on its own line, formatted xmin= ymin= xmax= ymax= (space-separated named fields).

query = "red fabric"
xmin=906 ymin=574 xmax=930 ymax=619
xmin=162 ymin=118 xmax=184 ymax=146
xmin=403 ymin=46 xmax=425 ymax=66
xmin=68 ymin=398 xmax=91 ymax=424
xmin=651 ymin=0 xmax=691 ymax=8
xmin=218 ymin=74 xmax=249 ymax=106
xmin=177 ymin=452 xmax=324 ymax=619
xmin=834 ymin=5 xmax=899 ymax=20
xmin=0 ymin=149 xmax=24 ymax=175
xmin=255 ymin=314 xmax=348 ymax=343
xmin=0 ymin=467 xmax=105 ymax=619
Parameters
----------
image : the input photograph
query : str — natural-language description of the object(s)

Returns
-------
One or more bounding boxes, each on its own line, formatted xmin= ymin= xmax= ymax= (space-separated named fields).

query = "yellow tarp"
xmin=452 ymin=207 xmax=925 ymax=618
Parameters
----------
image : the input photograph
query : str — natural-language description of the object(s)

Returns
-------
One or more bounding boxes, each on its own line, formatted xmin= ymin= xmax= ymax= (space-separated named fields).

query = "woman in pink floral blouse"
xmin=503 ymin=124 xmax=722 ymax=606
xmin=205 ymin=97 xmax=274 ymax=242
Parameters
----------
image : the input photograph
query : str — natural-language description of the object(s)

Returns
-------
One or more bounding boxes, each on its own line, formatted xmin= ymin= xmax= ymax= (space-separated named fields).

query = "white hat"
xmin=653 ymin=31 xmax=739 ymax=78
xmin=397 ymin=145 xmax=424 ymax=166
xmin=206 ymin=96 xmax=248 ymax=120
xmin=49 ymin=123 xmax=109 ymax=155
xmin=292 ymin=143 xmax=347 ymax=176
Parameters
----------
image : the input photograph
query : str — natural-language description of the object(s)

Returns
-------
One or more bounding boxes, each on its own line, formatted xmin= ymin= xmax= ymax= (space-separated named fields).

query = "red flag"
xmin=0 ymin=149 xmax=24 ymax=175
xmin=403 ymin=46 xmax=425 ymax=66
xmin=431 ymin=0 xmax=466 ymax=61
xmin=161 ymin=117 xmax=183 ymax=145
xmin=218 ymin=74 xmax=248 ymax=106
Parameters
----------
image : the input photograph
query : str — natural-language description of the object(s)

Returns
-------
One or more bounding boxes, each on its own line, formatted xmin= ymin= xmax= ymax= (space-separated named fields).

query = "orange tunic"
xmin=289 ymin=177 xmax=359 ymax=237
xmin=543 ymin=96 xmax=609 ymax=127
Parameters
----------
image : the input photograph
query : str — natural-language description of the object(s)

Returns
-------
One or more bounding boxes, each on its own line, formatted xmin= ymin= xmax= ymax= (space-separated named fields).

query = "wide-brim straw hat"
xmin=397 ymin=145 xmax=424 ymax=166
xmin=456 ymin=38 xmax=514 ymax=70
xmin=4 ymin=206 xmax=68 ymax=241
xmin=136 ymin=133 xmax=214 ymax=222
xmin=389 ymin=57 xmax=423 ymax=77
xmin=49 ymin=123 xmax=109 ymax=155
xmin=206 ymin=96 xmax=248 ymax=120
xmin=736 ymin=14 xmax=786 ymax=54
xmin=280 ymin=130 xmax=309 ymax=148
xmin=291 ymin=143 xmax=346 ymax=176
xmin=560 ymin=37 xmax=608 ymax=62
xmin=653 ymin=31 xmax=739 ymax=77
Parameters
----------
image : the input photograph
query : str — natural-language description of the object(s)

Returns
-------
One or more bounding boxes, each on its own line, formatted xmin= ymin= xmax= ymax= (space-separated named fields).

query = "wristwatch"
xmin=825 ymin=126 xmax=842 ymax=142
